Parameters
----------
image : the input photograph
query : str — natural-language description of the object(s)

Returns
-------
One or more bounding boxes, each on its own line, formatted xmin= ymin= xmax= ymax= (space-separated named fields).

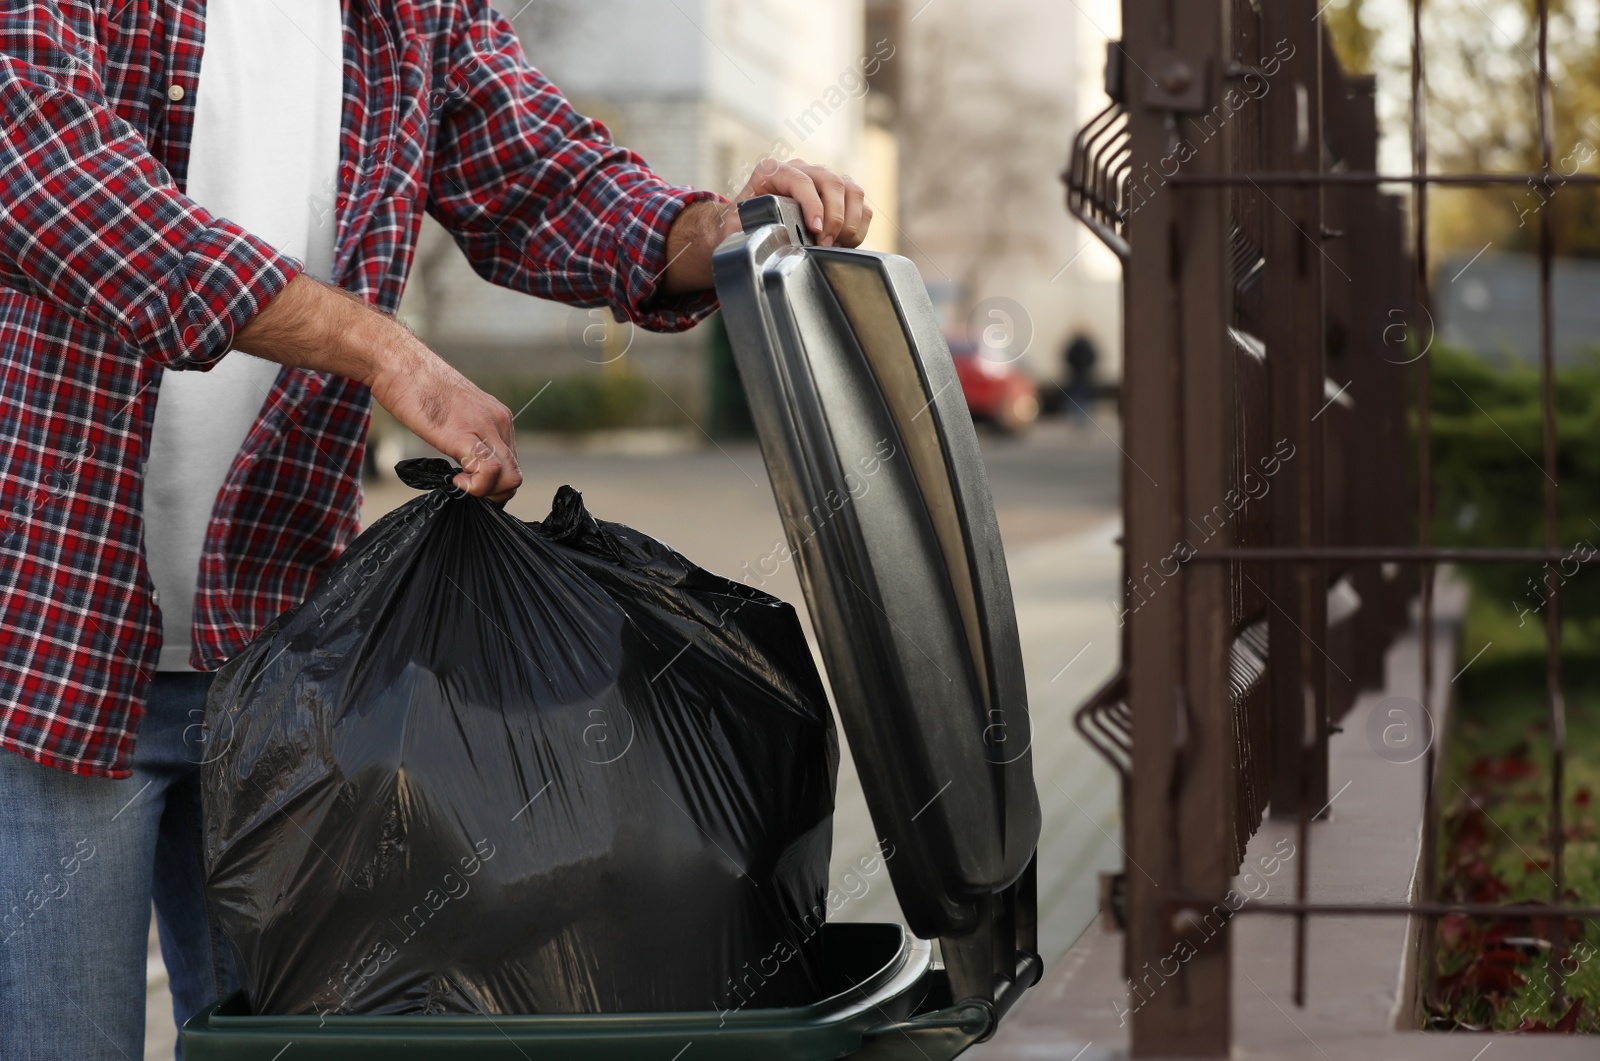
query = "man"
xmin=0 ymin=2 xmax=871 ymax=1057
xmin=1063 ymin=334 xmax=1099 ymax=420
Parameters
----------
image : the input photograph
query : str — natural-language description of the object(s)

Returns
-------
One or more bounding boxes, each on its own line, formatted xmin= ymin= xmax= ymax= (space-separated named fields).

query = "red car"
xmin=947 ymin=337 xmax=1041 ymax=433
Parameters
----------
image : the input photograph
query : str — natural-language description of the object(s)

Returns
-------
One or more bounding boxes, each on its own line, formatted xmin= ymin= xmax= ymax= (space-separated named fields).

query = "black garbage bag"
xmin=201 ymin=459 xmax=838 ymax=1017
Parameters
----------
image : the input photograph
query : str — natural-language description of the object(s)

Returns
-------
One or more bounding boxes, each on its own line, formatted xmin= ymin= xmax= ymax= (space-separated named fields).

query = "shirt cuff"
xmin=610 ymin=185 xmax=723 ymax=333
xmin=122 ymin=217 xmax=304 ymax=371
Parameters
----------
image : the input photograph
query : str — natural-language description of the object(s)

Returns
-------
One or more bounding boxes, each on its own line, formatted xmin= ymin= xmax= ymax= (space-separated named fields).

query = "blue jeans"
xmin=0 ymin=672 xmax=238 ymax=1061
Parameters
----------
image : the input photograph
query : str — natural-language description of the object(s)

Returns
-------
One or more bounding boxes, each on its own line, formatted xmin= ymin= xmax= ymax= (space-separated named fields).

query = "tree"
xmin=1323 ymin=0 xmax=1600 ymax=260
xmin=896 ymin=4 xmax=1070 ymax=310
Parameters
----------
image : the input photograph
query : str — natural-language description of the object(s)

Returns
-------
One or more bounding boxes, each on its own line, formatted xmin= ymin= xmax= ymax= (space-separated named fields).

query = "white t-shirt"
xmin=145 ymin=0 xmax=343 ymax=670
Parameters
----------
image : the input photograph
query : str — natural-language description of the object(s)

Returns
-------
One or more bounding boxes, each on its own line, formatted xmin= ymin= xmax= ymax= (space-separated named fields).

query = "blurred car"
xmin=946 ymin=336 xmax=1041 ymax=434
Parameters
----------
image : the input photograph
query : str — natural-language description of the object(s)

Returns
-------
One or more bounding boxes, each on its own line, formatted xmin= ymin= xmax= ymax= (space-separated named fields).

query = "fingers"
xmin=454 ymin=443 xmax=520 ymax=502
xmin=431 ymin=366 xmax=520 ymax=501
xmin=743 ymin=158 xmax=872 ymax=248
xmin=751 ymin=158 xmax=826 ymax=242
xmin=454 ymin=410 xmax=522 ymax=502
xmin=792 ymin=162 xmax=847 ymax=247
xmin=840 ymin=177 xmax=871 ymax=248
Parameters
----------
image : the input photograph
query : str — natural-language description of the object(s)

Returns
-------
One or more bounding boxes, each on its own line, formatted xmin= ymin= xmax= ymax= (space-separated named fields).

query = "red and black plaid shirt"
xmin=0 ymin=0 xmax=721 ymax=777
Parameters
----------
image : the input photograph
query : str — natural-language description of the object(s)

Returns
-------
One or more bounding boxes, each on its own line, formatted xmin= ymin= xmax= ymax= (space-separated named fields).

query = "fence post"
xmin=1262 ymin=1 xmax=1331 ymax=821
xmin=1121 ymin=0 xmax=1237 ymax=1053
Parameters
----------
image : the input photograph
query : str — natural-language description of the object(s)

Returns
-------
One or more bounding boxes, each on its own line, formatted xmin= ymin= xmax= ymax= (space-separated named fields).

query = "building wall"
xmin=1437 ymin=252 xmax=1600 ymax=364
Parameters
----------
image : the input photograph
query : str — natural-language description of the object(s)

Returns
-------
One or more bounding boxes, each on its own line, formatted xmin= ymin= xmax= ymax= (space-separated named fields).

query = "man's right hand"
xmin=234 ymin=274 xmax=522 ymax=503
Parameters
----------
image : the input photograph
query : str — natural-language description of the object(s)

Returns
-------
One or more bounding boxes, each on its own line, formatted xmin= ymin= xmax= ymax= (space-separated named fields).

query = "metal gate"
xmin=1066 ymin=0 xmax=1597 ymax=1053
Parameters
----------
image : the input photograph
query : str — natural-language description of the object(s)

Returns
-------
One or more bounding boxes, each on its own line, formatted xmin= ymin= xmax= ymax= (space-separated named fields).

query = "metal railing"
xmin=1065 ymin=0 xmax=1583 ymax=1053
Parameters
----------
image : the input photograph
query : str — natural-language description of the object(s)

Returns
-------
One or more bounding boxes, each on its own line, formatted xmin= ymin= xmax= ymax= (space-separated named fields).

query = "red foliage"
xmin=1454 ymin=857 xmax=1513 ymax=903
xmin=1451 ymin=807 xmax=1489 ymax=851
xmin=1434 ymin=935 xmax=1531 ymax=1007
xmin=1429 ymin=724 xmax=1596 ymax=1034
xmin=1466 ymin=750 xmax=1541 ymax=782
xmin=1439 ymin=913 xmax=1472 ymax=949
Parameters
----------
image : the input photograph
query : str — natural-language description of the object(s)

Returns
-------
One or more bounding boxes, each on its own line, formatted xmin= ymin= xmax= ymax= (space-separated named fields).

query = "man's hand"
xmin=234 ymin=274 xmax=521 ymax=503
xmin=662 ymin=159 xmax=872 ymax=293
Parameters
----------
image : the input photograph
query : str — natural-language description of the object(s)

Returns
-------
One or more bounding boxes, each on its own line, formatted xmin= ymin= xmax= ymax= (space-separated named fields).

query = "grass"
xmin=1426 ymin=591 xmax=1600 ymax=1032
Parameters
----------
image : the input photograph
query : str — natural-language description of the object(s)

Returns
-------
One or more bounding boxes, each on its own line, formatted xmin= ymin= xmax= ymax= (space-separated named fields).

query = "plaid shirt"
xmin=0 ymin=0 xmax=721 ymax=778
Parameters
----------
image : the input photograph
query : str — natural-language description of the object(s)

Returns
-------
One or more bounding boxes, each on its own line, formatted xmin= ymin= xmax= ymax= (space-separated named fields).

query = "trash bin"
xmin=183 ymin=196 xmax=1042 ymax=1060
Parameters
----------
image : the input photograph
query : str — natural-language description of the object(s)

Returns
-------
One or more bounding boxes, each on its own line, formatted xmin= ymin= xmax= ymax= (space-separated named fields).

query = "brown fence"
xmin=1066 ymin=0 xmax=1596 ymax=1054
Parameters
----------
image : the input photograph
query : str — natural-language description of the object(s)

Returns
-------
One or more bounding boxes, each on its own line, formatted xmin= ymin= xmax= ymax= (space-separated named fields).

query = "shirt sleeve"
xmin=427 ymin=1 xmax=721 ymax=332
xmin=0 ymin=16 xmax=302 ymax=370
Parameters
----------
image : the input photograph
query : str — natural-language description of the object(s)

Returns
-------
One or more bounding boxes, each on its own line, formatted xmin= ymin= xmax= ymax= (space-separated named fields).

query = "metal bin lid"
xmin=712 ymin=197 xmax=1041 ymax=940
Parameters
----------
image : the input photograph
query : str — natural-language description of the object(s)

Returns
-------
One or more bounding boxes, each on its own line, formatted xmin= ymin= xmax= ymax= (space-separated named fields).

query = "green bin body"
xmin=181 ymin=923 xmax=1005 ymax=1061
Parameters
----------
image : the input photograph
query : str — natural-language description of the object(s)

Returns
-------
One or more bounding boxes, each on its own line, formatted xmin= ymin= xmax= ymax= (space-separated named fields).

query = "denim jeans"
xmin=0 ymin=672 xmax=238 ymax=1061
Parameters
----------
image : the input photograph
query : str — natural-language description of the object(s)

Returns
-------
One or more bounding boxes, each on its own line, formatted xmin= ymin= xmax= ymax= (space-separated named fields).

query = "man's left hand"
xmin=724 ymin=158 xmax=872 ymax=249
xmin=662 ymin=159 xmax=872 ymax=293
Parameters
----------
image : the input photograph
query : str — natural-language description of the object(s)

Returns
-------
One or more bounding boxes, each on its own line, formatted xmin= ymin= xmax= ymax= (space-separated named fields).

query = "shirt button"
xmin=167 ymin=84 xmax=185 ymax=102
xmin=151 ymin=590 xmax=162 ymax=606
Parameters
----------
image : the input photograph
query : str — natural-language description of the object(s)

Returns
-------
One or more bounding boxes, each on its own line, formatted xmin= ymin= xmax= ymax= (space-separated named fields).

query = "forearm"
xmin=233 ymin=274 xmax=523 ymax=502
xmin=232 ymin=273 xmax=387 ymax=384
xmin=660 ymin=200 xmax=737 ymax=294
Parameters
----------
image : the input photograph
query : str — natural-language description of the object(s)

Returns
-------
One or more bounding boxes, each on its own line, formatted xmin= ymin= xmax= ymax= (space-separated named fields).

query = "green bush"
xmin=1429 ymin=345 xmax=1600 ymax=634
xmin=489 ymin=373 xmax=689 ymax=434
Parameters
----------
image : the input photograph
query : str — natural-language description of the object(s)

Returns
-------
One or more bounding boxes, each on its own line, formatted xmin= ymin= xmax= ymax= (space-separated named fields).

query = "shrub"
xmin=1429 ymin=345 xmax=1600 ymax=634
xmin=489 ymin=373 xmax=689 ymax=434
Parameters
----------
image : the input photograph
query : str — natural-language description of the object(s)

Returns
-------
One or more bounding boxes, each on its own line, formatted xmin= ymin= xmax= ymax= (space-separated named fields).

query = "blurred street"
xmin=145 ymin=417 xmax=1123 ymax=1057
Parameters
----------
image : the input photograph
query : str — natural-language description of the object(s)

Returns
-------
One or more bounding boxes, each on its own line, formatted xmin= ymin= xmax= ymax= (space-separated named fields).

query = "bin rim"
xmin=189 ymin=922 xmax=929 ymax=1032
